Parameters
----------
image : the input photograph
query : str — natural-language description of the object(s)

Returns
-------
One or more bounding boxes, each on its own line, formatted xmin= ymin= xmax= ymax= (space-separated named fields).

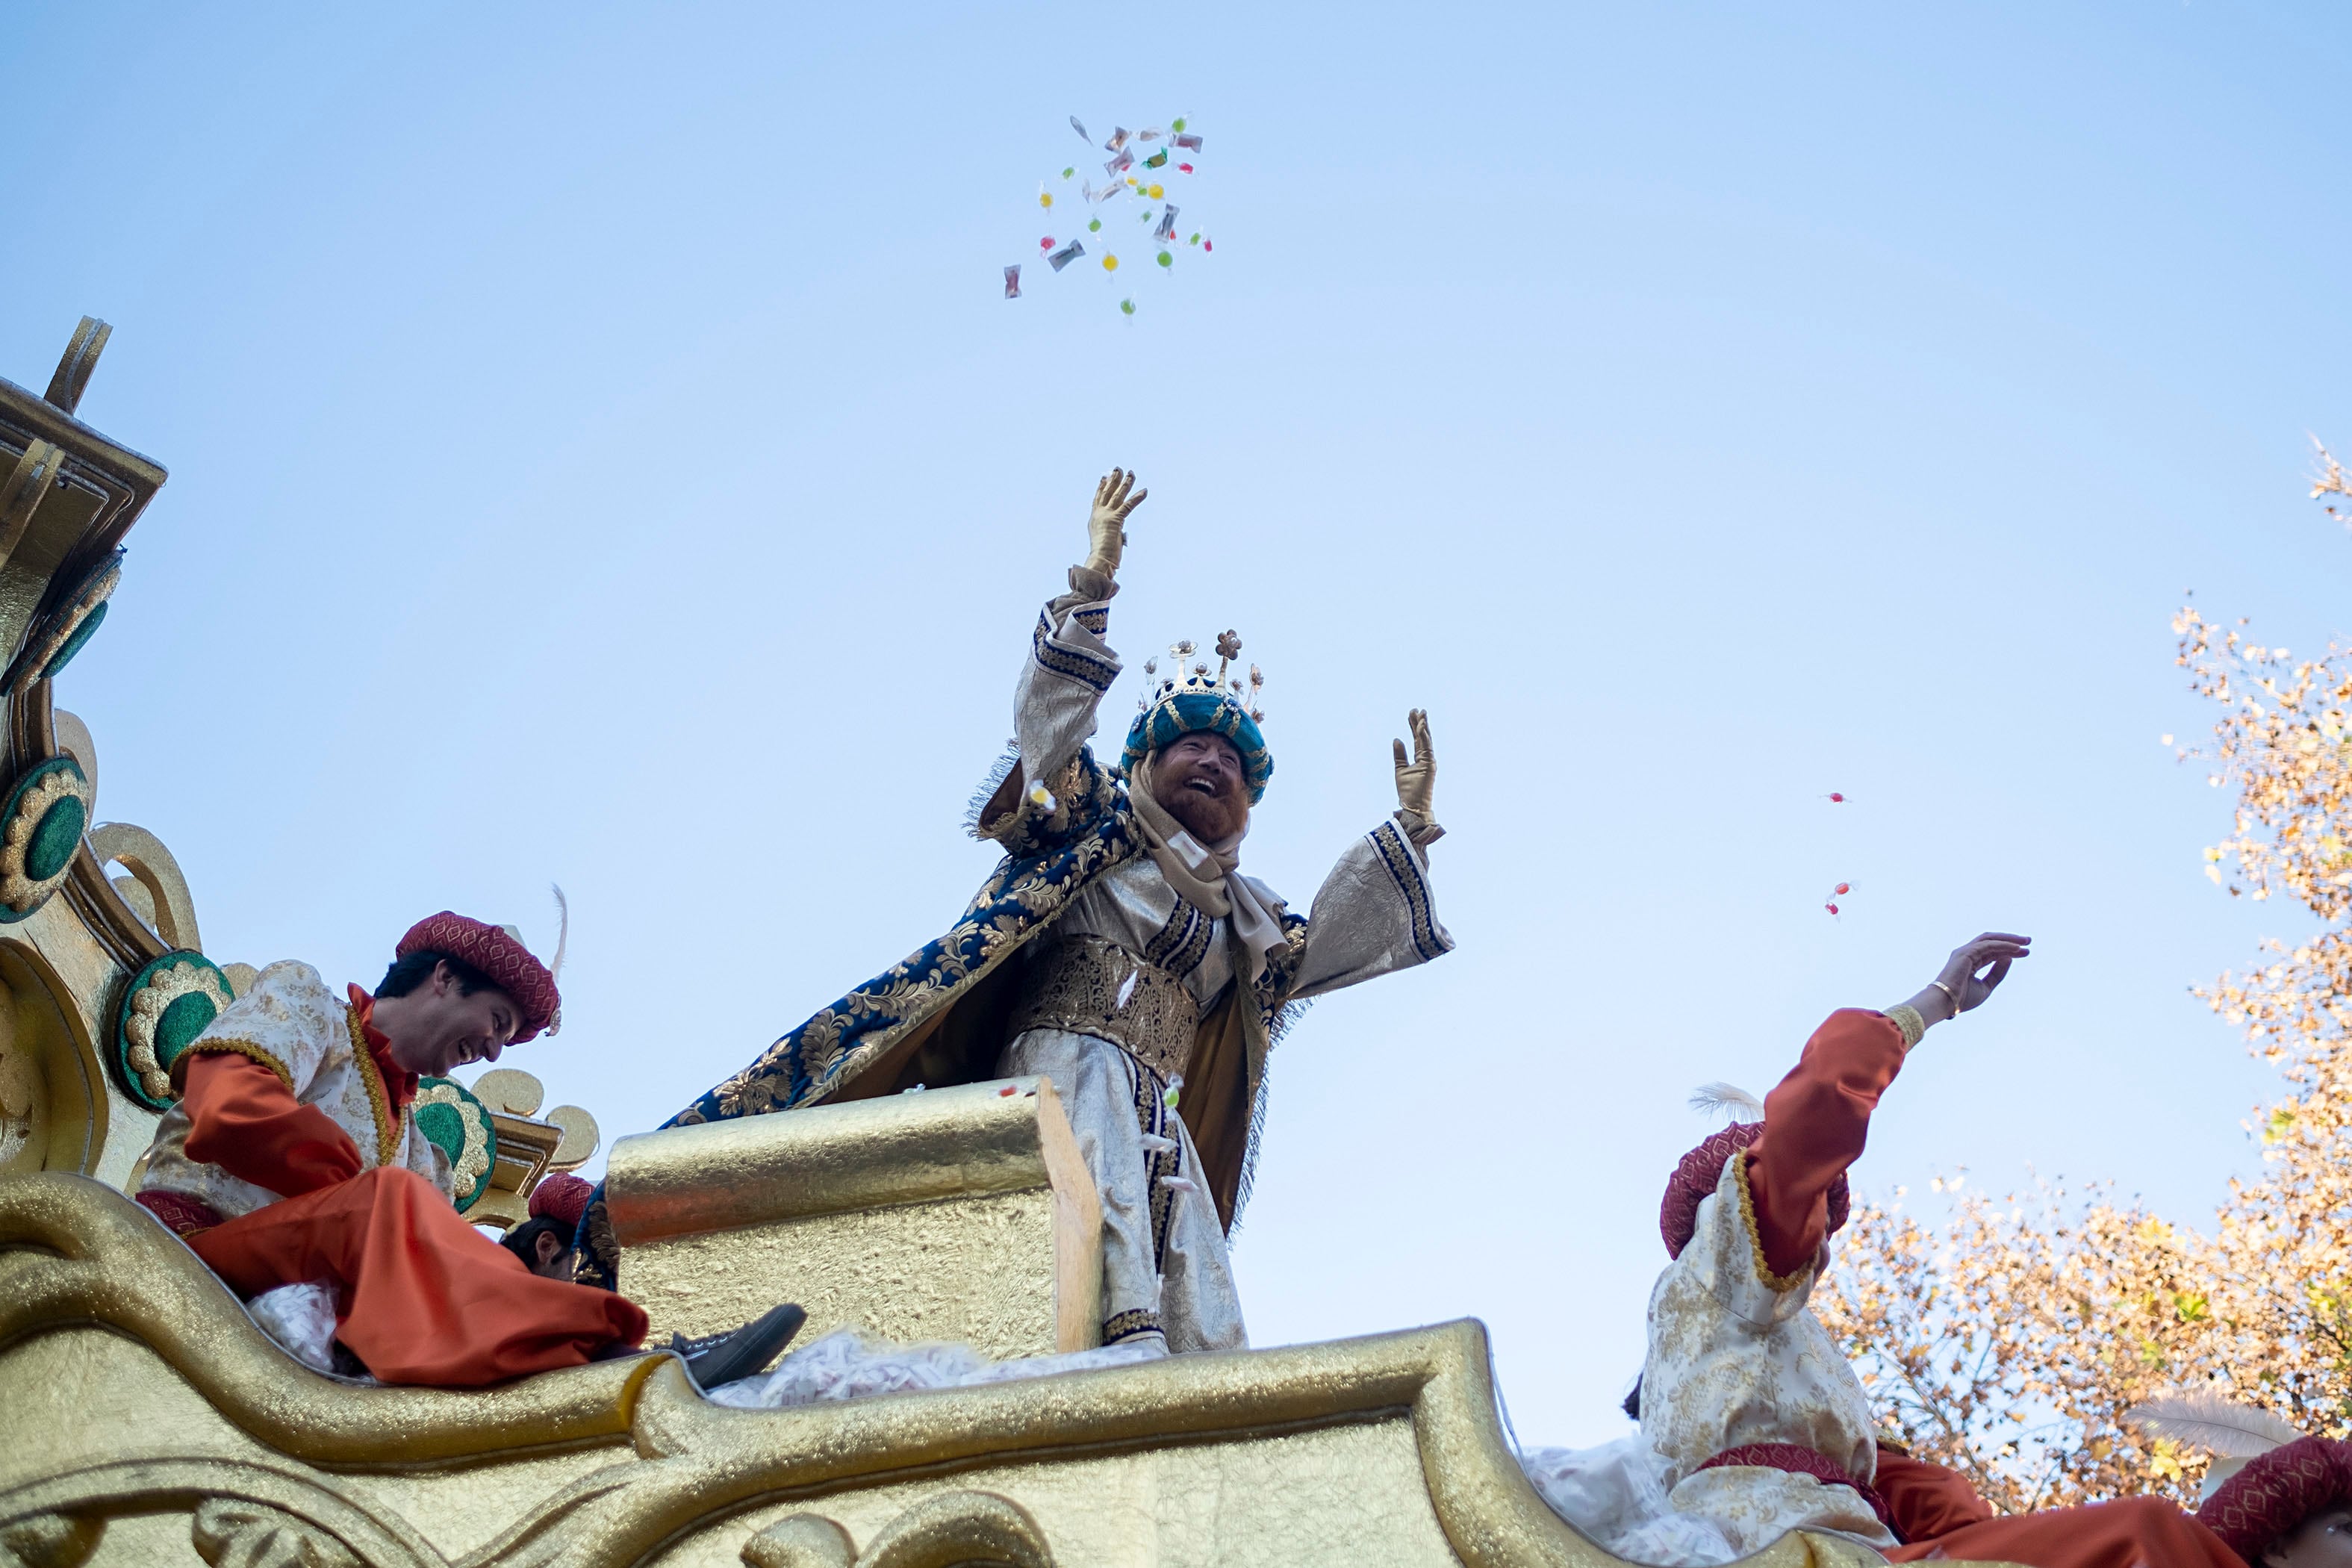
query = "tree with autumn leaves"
xmin=1811 ymin=451 xmax=2352 ymax=1513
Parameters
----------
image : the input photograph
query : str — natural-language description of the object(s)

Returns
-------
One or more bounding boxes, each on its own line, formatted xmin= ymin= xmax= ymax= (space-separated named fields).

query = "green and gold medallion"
xmin=414 ymin=1076 xmax=494 ymax=1212
xmin=0 ymin=756 xmax=92 ymax=922
xmin=113 ymin=950 xmax=236 ymax=1110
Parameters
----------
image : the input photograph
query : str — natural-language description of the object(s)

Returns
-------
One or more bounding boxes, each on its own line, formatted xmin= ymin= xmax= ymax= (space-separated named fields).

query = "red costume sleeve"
xmin=181 ymin=1051 xmax=364 ymax=1198
xmin=1873 ymin=1446 xmax=1995 ymax=1543
xmin=1746 ymin=1007 xmax=1907 ymax=1278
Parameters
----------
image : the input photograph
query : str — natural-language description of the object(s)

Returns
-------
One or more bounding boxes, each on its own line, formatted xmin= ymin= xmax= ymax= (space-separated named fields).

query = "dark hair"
xmin=501 ymin=1216 xmax=570 ymax=1266
xmin=1621 ymin=1374 xmax=1642 ymax=1422
xmin=376 ymin=948 xmax=497 ymax=1001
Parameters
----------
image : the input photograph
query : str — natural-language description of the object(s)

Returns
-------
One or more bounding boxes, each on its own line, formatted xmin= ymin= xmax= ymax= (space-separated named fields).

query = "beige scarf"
xmin=1128 ymin=754 xmax=1289 ymax=986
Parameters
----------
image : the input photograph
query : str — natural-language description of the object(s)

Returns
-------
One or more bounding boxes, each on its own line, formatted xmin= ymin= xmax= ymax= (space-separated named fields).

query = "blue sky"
xmin=9 ymin=1 xmax=2352 ymax=1443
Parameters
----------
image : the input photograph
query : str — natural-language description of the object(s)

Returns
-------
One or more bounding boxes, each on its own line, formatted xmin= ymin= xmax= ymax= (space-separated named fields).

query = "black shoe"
xmin=680 ymin=1303 xmax=806 ymax=1393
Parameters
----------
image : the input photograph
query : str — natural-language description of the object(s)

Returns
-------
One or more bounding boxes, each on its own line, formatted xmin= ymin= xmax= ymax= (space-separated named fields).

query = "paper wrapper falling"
xmin=1015 ymin=115 xmax=1213 ymax=315
xmin=1004 ymin=264 xmax=1021 ymax=299
xmin=1047 ymin=240 xmax=1085 ymax=272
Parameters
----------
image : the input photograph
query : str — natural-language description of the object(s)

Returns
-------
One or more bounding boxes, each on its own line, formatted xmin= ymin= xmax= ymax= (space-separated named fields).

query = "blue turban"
xmin=1120 ymin=691 xmax=1273 ymax=805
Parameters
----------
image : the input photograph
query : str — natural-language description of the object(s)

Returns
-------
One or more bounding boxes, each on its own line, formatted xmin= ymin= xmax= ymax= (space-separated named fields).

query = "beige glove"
xmin=1084 ymin=468 xmax=1148 ymax=578
xmin=1392 ymin=709 xmax=1443 ymax=847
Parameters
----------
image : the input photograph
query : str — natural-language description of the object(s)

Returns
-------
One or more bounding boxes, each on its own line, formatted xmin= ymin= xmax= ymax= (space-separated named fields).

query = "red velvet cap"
xmin=528 ymin=1172 xmax=594 ymax=1233
xmin=1660 ymin=1121 xmax=1850 ymax=1260
xmin=396 ymin=912 xmax=561 ymax=1043
xmin=2197 ymin=1437 xmax=2352 ymax=1558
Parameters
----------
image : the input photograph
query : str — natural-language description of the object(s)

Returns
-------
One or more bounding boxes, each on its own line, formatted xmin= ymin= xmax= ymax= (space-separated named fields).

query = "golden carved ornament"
xmin=743 ymin=1490 xmax=1054 ymax=1568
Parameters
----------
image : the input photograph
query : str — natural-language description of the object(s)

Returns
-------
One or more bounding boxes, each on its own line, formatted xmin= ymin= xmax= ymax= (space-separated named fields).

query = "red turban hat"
xmin=528 ymin=1172 xmax=594 ymax=1233
xmin=1660 ymin=1121 xmax=1849 ymax=1260
xmin=396 ymin=912 xmax=561 ymax=1043
xmin=2198 ymin=1437 xmax=2352 ymax=1559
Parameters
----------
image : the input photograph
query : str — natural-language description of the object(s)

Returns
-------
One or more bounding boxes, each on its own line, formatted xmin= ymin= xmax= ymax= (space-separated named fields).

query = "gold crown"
xmin=1137 ymin=629 xmax=1263 ymax=721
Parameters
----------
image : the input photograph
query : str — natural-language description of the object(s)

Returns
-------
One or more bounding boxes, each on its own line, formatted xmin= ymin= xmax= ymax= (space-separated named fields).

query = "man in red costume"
xmin=134 ymin=912 xmax=800 ymax=1390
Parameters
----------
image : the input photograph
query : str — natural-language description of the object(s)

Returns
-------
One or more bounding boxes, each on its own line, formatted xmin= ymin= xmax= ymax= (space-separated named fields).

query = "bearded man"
xmin=579 ymin=470 xmax=1453 ymax=1354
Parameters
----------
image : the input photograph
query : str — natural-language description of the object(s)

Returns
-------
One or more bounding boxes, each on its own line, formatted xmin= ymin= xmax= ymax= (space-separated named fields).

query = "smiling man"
xmin=132 ymin=913 xmax=802 ymax=1390
xmin=613 ymin=470 xmax=1455 ymax=1355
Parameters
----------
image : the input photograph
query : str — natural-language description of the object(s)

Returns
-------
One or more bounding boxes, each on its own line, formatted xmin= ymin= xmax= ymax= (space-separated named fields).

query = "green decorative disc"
xmin=40 ymin=598 xmax=107 ymax=680
xmin=113 ymin=950 xmax=236 ymax=1112
xmin=414 ymin=1076 xmax=494 ymax=1212
xmin=0 ymin=757 xmax=90 ymax=923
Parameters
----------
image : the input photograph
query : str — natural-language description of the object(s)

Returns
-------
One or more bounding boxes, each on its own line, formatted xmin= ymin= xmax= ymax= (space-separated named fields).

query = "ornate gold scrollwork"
xmin=40 ymin=320 xmax=110 ymax=418
xmin=0 ymin=1511 xmax=102 ymax=1568
xmin=742 ymin=1491 xmax=1055 ymax=1568
xmin=0 ymin=442 xmax=63 ymax=576
xmin=87 ymin=822 xmax=201 ymax=952
xmin=191 ymin=1497 xmax=360 ymax=1568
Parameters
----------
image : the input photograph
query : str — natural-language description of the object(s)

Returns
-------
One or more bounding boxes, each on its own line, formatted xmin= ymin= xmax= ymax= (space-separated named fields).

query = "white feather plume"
xmin=548 ymin=883 xmax=569 ymax=985
xmin=546 ymin=883 xmax=570 ymax=1036
xmin=2121 ymin=1393 xmax=2302 ymax=1457
xmin=1687 ymin=1082 xmax=1764 ymax=1122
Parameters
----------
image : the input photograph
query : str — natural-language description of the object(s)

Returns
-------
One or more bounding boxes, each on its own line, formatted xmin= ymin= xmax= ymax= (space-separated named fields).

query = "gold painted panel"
xmin=625 ymin=1187 xmax=1066 ymax=1358
xmin=655 ymin=1416 xmax=1461 ymax=1568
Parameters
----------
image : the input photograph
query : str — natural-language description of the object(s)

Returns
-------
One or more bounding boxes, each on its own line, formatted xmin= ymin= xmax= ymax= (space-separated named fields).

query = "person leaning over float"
xmin=133 ymin=911 xmax=801 ymax=1390
xmin=1522 ymin=933 xmax=2035 ymax=1561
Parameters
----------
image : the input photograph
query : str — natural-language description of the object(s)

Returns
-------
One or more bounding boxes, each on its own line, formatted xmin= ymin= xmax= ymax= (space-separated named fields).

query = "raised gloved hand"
xmin=1084 ymin=468 xmax=1148 ymax=578
xmin=1891 ymin=931 xmax=2032 ymax=1045
xmin=1392 ymin=709 xmax=1443 ymax=847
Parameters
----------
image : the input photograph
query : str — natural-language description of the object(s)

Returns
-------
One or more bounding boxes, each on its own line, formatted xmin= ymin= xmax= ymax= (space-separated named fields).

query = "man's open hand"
xmin=1086 ymin=468 xmax=1148 ymax=577
xmin=1393 ymin=709 xmax=1443 ymax=845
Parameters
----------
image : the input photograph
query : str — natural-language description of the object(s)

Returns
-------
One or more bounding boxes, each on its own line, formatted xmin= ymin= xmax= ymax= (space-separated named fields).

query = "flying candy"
xmin=1012 ymin=113 xmax=1217 ymax=315
xmin=1823 ymin=881 xmax=1851 ymax=917
xmin=1824 ymin=792 xmax=1847 ymax=803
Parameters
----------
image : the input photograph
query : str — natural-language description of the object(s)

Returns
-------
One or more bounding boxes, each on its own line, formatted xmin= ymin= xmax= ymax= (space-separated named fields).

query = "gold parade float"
xmin=0 ymin=323 xmax=1982 ymax=1568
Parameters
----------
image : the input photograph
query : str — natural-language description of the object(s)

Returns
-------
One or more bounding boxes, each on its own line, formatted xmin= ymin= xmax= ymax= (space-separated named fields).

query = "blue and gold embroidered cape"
xmin=574 ymin=745 xmax=1308 ymax=1289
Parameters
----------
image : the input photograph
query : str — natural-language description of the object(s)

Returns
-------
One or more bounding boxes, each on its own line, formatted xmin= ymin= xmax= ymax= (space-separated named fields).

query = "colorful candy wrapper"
xmin=1104 ymin=126 xmax=1130 ymax=152
xmin=1070 ymin=115 xmax=1090 ymax=142
xmin=1104 ymin=148 xmax=1135 ymax=177
xmin=1140 ymin=127 xmax=1163 ymax=141
xmin=1143 ymin=149 xmax=1168 ymax=168
xmin=1174 ymin=132 xmax=1202 ymax=151
xmin=1156 ymin=250 xmax=1172 ymax=267
xmin=1004 ymin=265 xmax=1021 ymax=299
xmin=1120 ymin=298 xmax=1136 ymax=316
xmin=1154 ymin=205 xmax=1178 ymax=240
xmin=1047 ymin=240 xmax=1085 ymax=272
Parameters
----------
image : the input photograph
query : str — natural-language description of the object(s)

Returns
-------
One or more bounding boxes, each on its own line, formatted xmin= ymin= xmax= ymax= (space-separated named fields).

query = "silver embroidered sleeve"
xmin=1287 ymin=820 xmax=1455 ymax=1002
xmin=1012 ymin=566 xmax=1122 ymax=797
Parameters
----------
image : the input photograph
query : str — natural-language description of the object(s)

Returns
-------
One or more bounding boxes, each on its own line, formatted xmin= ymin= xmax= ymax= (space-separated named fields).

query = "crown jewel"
xmin=1138 ymin=629 xmax=1264 ymax=723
